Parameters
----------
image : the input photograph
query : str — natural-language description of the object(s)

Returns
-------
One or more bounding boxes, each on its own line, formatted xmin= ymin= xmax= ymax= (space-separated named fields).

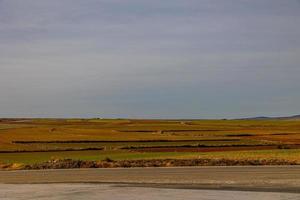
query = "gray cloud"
xmin=0 ymin=0 xmax=300 ymax=118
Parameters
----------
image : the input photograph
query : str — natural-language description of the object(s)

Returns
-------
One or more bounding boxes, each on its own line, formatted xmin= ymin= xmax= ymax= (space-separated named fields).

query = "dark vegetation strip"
xmin=12 ymin=139 xmax=240 ymax=144
xmin=10 ymin=158 xmax=299 ymax=170
xmin=270 ymin=133 xmax=300 ymax=135
xmin=0 ymin=147 xmax=103 ymax=154
xmin=226 ymin=134 xmax=254 ymax=137
xmin=118 ymin=130 xmax=155 ymax=133
xmin=121 ymin=144 xmax=277 ymax=150
xmin=226 ymin=133 xmax=300 ymax=137
xmin=128 ymin=146 xmax=292 ymax=153
xmin=119 ymin=129 xmax=227 ymax=132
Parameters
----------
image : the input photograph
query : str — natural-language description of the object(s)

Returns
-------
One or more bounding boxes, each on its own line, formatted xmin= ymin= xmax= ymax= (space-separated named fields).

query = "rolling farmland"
xmin=1 ymin=118 xmax=300 ymax=166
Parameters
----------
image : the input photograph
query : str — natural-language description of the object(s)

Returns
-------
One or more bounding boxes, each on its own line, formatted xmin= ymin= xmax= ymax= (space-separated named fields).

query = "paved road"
xmin=1 ymin=183 xmax=300 ymax=200
xmin=1 ymin=166 xmax=300 ymax=193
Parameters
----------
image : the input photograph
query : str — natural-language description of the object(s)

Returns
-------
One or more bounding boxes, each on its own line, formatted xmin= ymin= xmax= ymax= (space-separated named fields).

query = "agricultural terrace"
xmin=1 ymin=118 xmax=300 ymax=165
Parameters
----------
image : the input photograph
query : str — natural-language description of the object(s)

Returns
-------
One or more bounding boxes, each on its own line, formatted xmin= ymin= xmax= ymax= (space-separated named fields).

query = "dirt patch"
xmin=0 ymin=163 xmax=24 ymax=170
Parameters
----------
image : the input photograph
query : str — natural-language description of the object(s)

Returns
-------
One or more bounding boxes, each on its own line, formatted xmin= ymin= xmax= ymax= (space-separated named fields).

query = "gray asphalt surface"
xmin=1 ymin=183 xmax=300 ymax=200
xmin=1 ymin=166 xmax=300 ymax=193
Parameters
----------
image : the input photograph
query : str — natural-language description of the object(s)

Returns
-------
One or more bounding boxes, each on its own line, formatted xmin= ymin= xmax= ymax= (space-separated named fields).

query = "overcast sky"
xmin=0 ymin=0 xmax=300 ymax=119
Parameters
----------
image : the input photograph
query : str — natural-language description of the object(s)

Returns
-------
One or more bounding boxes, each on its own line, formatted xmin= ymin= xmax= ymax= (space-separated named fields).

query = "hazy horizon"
xmin=1 ymin=0 xmax=300 ymax=119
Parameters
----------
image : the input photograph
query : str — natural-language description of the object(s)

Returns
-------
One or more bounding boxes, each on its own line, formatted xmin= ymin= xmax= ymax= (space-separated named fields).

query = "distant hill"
xmin=238 ymin=115 xmax=300 ymax=120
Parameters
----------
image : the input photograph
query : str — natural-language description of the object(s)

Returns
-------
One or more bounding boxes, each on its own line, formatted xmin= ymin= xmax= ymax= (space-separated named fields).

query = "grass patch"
xmin=1 ymin=149 xmax=300 ymax=165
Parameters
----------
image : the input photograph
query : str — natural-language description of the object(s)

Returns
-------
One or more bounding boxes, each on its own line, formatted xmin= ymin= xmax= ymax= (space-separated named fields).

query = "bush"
xmin=277 ymin=144 xmax=291 ymax=149
xmin=103 ymin=157 xmax=114 ymax=162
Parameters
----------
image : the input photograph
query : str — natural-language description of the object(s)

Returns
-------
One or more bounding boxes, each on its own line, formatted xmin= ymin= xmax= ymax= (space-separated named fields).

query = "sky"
xmin=0 ymin=0 xmax=300 ymax=119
